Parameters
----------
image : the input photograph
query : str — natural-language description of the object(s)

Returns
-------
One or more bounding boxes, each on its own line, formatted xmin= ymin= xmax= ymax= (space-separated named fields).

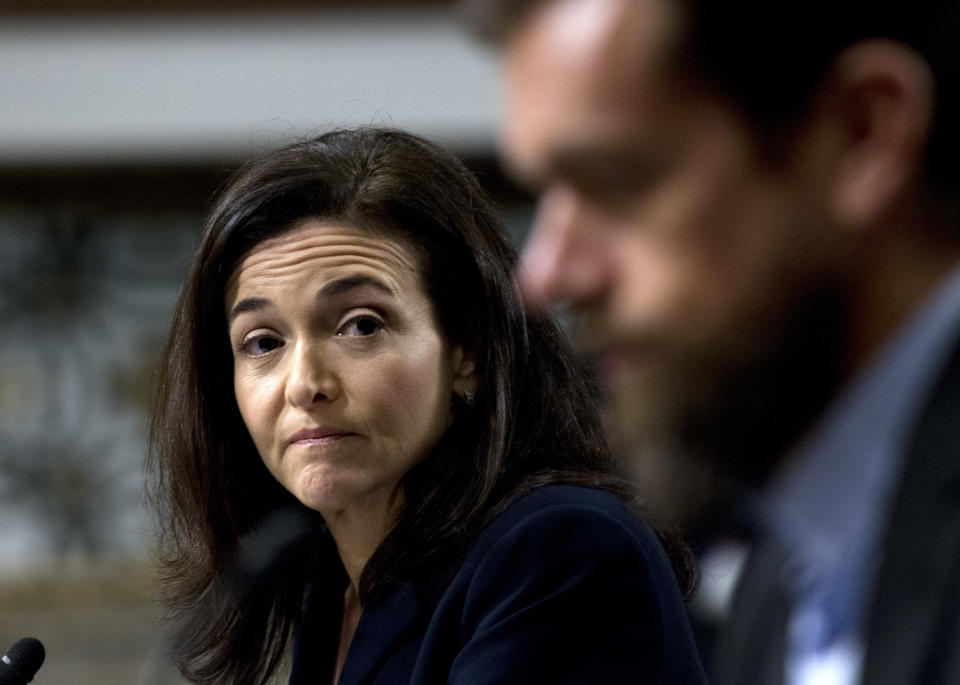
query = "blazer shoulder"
xmin=456 ymin=484 xmax=685 ymax=629
xmin=428 ymin=484 xmax=706 ymax=684
xmin=469 ymin=484 xmax=662 ymax=562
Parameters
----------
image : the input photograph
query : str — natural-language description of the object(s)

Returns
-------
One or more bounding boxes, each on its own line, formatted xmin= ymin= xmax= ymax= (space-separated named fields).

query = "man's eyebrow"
xmin=319 ymin=275 xmax=395 ymax=298
xmin=550 ymin=145 xmax=651 ymax=185
xmin=509 ymin=148 xmax=620 ymax=195
xmin=229 ymin=297 xmax=270 ymax=323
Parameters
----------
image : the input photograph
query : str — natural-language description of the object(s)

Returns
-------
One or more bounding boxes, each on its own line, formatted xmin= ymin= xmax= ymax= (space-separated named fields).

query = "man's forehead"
xmin=509 ymin=0 xmax=683 ymax=76
xmin=501 ymin=0 xmax=688 ymax=183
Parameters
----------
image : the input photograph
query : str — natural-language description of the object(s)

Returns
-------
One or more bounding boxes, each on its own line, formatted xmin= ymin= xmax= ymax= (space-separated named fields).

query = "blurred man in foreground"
xmin=467 ymin=0 xmax=960 ymax=683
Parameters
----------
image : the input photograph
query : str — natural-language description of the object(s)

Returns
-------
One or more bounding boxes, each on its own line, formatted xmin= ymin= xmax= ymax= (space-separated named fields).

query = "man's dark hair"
xmin=147 ymin=127 xmax=695 ymax=685
xmin=464 ymin=0 xmax=960 ymax=202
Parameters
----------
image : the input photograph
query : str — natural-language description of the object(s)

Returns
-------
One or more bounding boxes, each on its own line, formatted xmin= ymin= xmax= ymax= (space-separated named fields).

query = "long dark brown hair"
xmin=147 ymin=127 xmax=694 ymax=684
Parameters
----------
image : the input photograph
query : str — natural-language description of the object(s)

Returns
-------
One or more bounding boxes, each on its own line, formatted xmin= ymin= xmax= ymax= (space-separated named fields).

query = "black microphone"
xmin=0 ymin=638 xmax=45 ymax=685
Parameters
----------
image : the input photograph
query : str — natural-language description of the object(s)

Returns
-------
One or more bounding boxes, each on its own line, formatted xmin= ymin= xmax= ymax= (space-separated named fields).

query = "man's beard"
xmin=602 ymin=281 xmax=849 ymax=496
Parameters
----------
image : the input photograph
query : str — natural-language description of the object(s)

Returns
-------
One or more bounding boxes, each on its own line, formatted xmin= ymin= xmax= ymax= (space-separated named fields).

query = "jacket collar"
xmin=861 ymin=337 xmax=960 ymax=684
xmin=335 ymin=581 xmax=426 ymax=685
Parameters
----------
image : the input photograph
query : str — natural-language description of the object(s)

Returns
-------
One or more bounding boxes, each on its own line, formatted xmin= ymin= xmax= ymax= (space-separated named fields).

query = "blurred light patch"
xmin=0 ymin=8 xmax=500 ymax=166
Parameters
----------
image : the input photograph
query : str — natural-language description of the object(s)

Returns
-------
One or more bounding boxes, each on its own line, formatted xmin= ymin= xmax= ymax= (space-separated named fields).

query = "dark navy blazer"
xmin=290 ymin=485 xmax=707 ymax=684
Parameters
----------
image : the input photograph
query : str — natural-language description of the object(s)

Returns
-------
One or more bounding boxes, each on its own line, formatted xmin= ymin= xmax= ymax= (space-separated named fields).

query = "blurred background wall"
xmin=0 ymin=2 xmax=527 ymax=681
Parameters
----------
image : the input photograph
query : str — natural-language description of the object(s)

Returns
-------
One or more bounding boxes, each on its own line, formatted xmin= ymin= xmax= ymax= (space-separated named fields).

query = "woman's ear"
xmin=822 ymin=40 xmax=934 ymax=228
xmin=450 ymin=345 xmax=479 ymax=398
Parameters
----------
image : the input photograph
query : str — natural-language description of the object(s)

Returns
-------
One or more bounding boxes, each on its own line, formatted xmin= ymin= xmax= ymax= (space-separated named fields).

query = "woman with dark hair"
xmin=147 ymin=127 xmax=706 ymax=685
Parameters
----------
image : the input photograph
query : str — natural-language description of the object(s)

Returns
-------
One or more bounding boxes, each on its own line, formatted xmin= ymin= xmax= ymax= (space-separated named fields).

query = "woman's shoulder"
xmin=461 ymin=484 xmax=675 ymax=591
xmin=476 ymin=484 xmax=655 ymax=548
xmin=495 ymin=482 xmax=637 ymax=514
xmin=424 ymin=484 xmax=707 ymax=684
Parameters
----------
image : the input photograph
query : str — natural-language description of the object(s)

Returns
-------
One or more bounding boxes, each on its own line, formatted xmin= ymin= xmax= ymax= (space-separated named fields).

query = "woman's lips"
xmin=289 ymin=428 xmax=356 ymax=445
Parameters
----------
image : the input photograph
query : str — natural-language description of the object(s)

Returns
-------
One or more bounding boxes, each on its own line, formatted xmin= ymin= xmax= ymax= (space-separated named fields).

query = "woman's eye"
xmin=241 ymin=335 xmax=283 ymax=357
xmin=339 ymin=315 xmax=382 ymax=337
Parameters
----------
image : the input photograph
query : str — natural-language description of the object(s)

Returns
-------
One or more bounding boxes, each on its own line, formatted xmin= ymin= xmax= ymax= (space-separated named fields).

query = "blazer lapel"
xmin=336 ymin=582 xmax=424 ymax=685
xmin=861 ymin=340 xmax=960 ymax=685
xmin=711 ymin=538 xmax=791 ymax=685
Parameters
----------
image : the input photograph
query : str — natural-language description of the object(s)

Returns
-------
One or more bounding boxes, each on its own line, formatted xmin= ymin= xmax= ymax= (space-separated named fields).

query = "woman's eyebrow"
xmin=228 ymin=276 xmax=395 ymax=323
xmin=319 ymin=275 xmax=395 ymax=298
xmin=229 ymin=297 xmax=270 ymax=323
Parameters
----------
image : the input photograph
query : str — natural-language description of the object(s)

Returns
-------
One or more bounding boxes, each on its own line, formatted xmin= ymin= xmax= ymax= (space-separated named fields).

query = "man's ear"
xmin=822 ymin=40 xmax=934 ymax=228
xmin=451 ymin=344 xmax=479 ymax=398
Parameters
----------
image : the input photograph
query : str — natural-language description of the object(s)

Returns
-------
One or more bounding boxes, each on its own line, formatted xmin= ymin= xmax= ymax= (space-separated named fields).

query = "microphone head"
xmin=0 ymin=637 xmax=45 ymax=684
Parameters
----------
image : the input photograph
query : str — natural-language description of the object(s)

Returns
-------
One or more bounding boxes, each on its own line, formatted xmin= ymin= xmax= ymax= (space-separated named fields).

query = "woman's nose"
xmin=519 ymin=186 xmax=609 ymax=307
xmin=285 ymin=341 xmax=340 ymax=408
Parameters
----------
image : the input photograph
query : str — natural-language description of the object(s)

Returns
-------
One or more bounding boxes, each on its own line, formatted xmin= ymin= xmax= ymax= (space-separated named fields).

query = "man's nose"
xmin=519 ymin=186 xmax=608 ymax=307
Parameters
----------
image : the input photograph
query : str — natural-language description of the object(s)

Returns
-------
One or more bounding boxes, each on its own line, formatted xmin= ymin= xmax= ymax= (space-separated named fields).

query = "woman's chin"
xmin=293 ymin=471 xmax=390 ymax=519
xmin=294 ymin=476 xmax=351 ymax=516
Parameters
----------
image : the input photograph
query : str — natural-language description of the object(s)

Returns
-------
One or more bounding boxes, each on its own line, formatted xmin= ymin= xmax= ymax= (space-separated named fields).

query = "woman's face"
xmin=225 ymin=220 xmax=474 ymax=525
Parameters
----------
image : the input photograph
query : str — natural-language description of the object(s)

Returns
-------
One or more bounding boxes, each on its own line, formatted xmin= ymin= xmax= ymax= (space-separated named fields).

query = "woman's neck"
xmin=331 ymin=583 xmax=363 ymax=685
xmin=324 ymin=488 xmax=404 ymax=588
xmin=325 ymin=491 xmax=404 ymax=685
